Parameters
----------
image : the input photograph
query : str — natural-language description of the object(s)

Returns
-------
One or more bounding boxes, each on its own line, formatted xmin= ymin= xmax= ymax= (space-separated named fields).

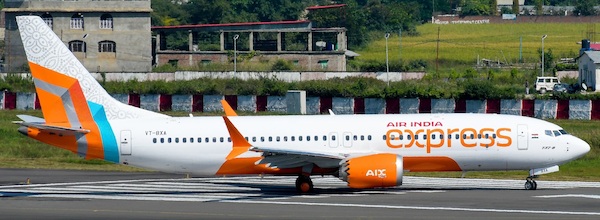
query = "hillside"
xmin=355 ymin=22 xmax=599 ymax=72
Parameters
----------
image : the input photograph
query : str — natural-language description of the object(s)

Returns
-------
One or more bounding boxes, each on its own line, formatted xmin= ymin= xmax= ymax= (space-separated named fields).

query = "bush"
xmin=271 ymin=59 xmax=293 ymax=71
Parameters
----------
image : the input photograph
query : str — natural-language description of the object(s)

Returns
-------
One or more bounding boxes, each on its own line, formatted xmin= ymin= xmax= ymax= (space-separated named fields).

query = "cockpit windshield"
xmin=545 ymin=129 xmax=569 ymax=137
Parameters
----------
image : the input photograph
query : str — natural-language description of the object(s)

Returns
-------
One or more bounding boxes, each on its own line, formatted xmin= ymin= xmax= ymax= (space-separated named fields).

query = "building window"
xmin=98 ymin=41 xmax=116 ymax=53
xmin=68 ymin=40 xmax=86 ymax=52
xmin=318 ymin=60 xmax=328 ymax=69
xmin=100 ymin=14 xmax=113 ymax=29
xmin=70 ymin=14 xmax=84 ymax=29
xmin=41 ymin=13 xmax=53 ymax=29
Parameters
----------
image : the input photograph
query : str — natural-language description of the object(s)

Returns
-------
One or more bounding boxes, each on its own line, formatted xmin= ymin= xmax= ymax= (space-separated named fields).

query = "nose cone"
xmin=572 ymin=137 xmax=591 ymax=159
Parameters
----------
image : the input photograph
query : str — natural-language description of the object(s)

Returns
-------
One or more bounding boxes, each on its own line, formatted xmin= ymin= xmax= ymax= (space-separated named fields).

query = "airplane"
xmin=13 ymin=15 xmax=590 ymax=193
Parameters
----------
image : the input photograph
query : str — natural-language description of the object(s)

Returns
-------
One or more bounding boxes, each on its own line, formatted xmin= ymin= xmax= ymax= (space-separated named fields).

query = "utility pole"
xmin=436 ymin=26 xmax=440 ymax=75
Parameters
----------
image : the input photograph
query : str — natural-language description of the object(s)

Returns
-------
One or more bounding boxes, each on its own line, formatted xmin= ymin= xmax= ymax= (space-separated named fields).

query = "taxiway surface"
xmin=1 ymin=168 xmax=600 ymax=220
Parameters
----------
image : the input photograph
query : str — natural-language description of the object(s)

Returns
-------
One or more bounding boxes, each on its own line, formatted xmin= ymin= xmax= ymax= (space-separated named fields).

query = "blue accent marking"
xmin=88 ymin=101 xmax=120 ymax=163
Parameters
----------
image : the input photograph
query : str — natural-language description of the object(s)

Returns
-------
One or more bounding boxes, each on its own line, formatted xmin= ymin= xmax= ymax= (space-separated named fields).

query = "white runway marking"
xmin=536 ymin=194 xmax=600 ymax=200
xmin=222 ymin=200 xmax=600 ymax=216
xmin=2 ymin=176 xmax=600 ymax=204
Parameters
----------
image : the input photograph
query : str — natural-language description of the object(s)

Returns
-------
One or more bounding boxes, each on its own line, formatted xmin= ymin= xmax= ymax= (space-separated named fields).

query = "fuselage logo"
xmin=366 ymin=169 xmax=387 ymax=178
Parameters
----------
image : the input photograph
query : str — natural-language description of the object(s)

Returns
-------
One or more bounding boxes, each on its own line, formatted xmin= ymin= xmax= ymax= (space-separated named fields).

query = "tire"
xmin=539 ymin=88 xmax=547 ymax=94
xmin=525 ymin=181 xmax=534 ymax=190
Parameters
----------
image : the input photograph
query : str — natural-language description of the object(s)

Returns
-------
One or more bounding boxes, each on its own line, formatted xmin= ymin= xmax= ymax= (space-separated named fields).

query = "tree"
xmin=460 ymin=0 xmax=491 ymax=16
xmin=538 ymin=48 xmax=555 ymax=74
xmin=151 ymin=0 xmax=189 ymax=26
xmin=512 ymin=0 xmax=520 ymax=14
xmin=574 ymin=0 xmax=598 ymax=16
xmin=489 ymin=0 xmax=498 ymax=16
xmin=533 ymin=0 xmax=543 ymax=15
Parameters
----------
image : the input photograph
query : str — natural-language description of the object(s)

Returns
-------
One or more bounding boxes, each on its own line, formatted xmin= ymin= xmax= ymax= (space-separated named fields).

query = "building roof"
xmin=584 ymin=51 xmax=600 ymax=64
xmin=152 ymin=20 xmax=311 ymax=30
xmin=306 ymin=4 xmax=347 ymax=10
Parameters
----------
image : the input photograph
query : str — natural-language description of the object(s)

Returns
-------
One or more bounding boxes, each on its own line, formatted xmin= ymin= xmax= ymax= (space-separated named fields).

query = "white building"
xmin=578 ymin=51 xmax=600 ymax=91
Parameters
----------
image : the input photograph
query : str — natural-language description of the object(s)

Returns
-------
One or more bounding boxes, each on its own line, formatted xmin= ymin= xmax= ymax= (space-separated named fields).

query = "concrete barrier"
xmin=466 ymin=100 xmax=486 ymax=113
xmin=203 ymin=95 xmax=224 ymax=112
xmin=364 ymin=98 xmax=385 ymax=114
xmin=431 ymin=99 xmax=455 ymax=113
xmin=111 ymin=94 xmax=129 ymax=105
xmin=569 ymin=100 xmax=591 ymax=120
xmin=400 ymin=98 xmax=419 ymax=114
xmin=306 ymin=97 xmax=320 ymax=115
xmin=534 ymin=99 xmax=557 ymax=119
xmin=16 ymin=92 xmax=36 ymax=110
xmin=500 ymin=99 xmax=522 ymax=115
xmin=172 ymin=95 xmax=192 ymax=112
xmin=237 ymin=95 xmax=257 ymax=112
xmin=140 ymin=94 xmax=160 ymax=112
xmin=332 ymin=97 xmax=354 ymax=114
xmin=267 ymin=96 xmax=286 ymax=113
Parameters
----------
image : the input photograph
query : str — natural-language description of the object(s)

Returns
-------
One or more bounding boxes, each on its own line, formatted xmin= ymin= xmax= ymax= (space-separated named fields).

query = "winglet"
xmin=221 ymin=100 xmax=238 ymax=116
xmin=222 ymin=116 xmax=251 ymax=160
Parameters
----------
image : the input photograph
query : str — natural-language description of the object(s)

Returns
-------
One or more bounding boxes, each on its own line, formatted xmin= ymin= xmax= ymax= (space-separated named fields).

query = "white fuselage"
xmin=109 ymin=113 xmax=590 ymax=176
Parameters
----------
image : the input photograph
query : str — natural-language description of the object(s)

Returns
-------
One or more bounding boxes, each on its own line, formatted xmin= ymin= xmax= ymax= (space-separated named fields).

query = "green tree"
xmin=538 ymin=48 xmax=555 ymax=75
xmin=151 ymin=0 xmax=189 ymax=26
xmin=460 ymin=0 xmax=491 ymax=16
xmin=512 ymin=0 xmax=520 ymax=14
xmin=574 ymin=0 xmax=598 ymax=16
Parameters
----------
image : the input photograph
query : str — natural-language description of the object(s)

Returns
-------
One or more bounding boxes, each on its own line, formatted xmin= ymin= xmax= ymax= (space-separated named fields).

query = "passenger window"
xmin=407 ymin=135 xmax=412 ymax=140
xmin=228 ymin=137 xmax=231 ymax=142
xmin=455 ymin=134 xmax=459 ymax=139
xmin=168 ymin=138 xmax=172 ymax=143
xmin=175 ymin=138 xmax=179 ymax=143
xmin=333 ymin=135 xmax=337 ymax=141
xmin=477 ymin=134 xmax=481 ymax=139
xmin=190 ymin=138 xmax=194 ymax=143
xmin=382 ymin=135 xmax=387 ymax=140
xmin=485 ymin=134 xmax=489 ymax=139
xmin=423 ymin=135 xmax=427 ymax=140
xmin=291 ymin=136 xmax=295 ymax=141
xmin=307 ymin=136 xmax=311 ymax=141
xmin=212 ymin=137 xmax=216 ymax=142
xmin=415 ymin=135 xmax=419 ymax=140
xmin=299 ymin=136 xmax=303 ymax=141
xmin=314 ymin=136 xmax=318 ymax=141
xmin=323 ymin=135 xmax=327 ymax=141
xmin=160 ymin=138 xmax=164 ymax=143
xmin=439 ymin=134 xmax=443 ymax=139
xmin=205 ymin=137 xmax=209 ymax=143
xmin=245 ymin=137 xmax=249 ymax=141
xmin=276 ymin=136 xmax=280 ymax=142
xmin=368 ymin=135 xmax=372 ymax=140
xmin=470 ymin=134 xmax=474 ymax=139
xmin=399 ymin=135 xmax=403 ymax=140
xmin=269 ymin=137 xmax=273 ymax=142
xmin=284 ymin=136 xmax=288 ymax=141
xmin=353 ymin=135 xmax=357 ymax=141
xmin=198 ymin=137 xmax=201 ymax=143
xmin=345 ymin=136 xmax=349 ymax=141
xmin=431 ymin=135 xmax=435 ymax=140
xmin=220 ymin=137 xmax=224 ymax=142
xmin=537 ymin=79 xmax=543 ymax=83
xmin=493 ymin=134 xmax=497 ymax=138
xmin=182 ymin=138 xmax=186 ymax=143
xmin=261 ymin=137 xmax=265 ymax=142
xmin=360 ymin=135 xmax=364 ymax=141
xmin=252 ymin=137 xmax=256 ymax=142
xmin=463 ymin=134 xmax=467 ymax=139
xmin=153 ymin=138 xmax=157 ymax=143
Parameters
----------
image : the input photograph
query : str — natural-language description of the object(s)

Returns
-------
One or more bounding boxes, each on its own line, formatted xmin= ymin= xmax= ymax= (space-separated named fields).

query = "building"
xmin=2 ymin=0 xmax=152 ymax=73
xmin=578 ymin=51 xmax=600 ymax=91
xmin=152 ymin=21 xmax=348 ymax=71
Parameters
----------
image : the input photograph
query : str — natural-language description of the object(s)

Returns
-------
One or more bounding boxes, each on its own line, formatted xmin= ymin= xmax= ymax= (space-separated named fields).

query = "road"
xmin=2 ymin=168 xmax=600 ymax=220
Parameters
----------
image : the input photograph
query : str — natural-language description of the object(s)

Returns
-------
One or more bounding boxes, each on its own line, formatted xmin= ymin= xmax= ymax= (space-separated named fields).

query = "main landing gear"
xmin=524 ymin=176 xmax=537 ymax=190
xmin=295 ymin=175 xmax=314 ymax=193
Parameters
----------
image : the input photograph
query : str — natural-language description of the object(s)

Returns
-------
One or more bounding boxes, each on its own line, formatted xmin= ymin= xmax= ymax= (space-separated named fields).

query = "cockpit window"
xmin=552 ymin=130 xmax=561 ymax=136
xmin=559 ymin=130 xmax=568 ymax=135
xmin=544 ymin=130 xmax=553 ymax=137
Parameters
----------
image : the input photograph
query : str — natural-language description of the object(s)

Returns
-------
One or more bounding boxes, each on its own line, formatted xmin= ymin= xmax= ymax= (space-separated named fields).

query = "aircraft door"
xmin=120 ymin=130 xmax=132 ymax=155
xmin=517 ymin=124 xmax=528 ymax=150
xmin=343 ymin=132 xmax=353 ymax=148
xmin=328 ymin=132 xmax=338 ymax=148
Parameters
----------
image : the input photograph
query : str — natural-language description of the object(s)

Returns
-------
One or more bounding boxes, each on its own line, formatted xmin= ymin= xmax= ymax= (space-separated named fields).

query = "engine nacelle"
xmin=339 ymin=153 xmax=403 ymax=189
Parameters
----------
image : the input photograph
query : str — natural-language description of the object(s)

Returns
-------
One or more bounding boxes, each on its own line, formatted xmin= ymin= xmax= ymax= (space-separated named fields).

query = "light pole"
xmin=233 ymin=34 xmax=239 ymax=74
xmin=541 ymin=34 xmax=547 ymax=76
xmin=385 ymin=32 xmax=390 ymax=86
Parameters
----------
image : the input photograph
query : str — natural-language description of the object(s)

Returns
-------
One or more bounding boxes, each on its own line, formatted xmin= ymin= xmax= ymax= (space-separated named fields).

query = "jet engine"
xmin=339 ymin=153 xmax=403 ymax=189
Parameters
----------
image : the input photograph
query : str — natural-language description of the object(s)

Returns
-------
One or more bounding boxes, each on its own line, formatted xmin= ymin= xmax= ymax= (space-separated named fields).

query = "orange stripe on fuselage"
xmin=404 ymin=156 xmax=462 ymax=172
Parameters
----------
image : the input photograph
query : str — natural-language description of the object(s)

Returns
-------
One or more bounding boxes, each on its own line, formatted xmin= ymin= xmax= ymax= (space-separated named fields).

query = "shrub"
xmin=271 ymin=59 xmax=293 ymax=71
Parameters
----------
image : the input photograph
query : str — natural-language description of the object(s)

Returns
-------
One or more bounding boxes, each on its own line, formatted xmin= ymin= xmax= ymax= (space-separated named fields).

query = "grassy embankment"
xmin=356 ymin=22 xmax=598 ymax=73
xmin=1 ymin=110 xmax=599 ymax=181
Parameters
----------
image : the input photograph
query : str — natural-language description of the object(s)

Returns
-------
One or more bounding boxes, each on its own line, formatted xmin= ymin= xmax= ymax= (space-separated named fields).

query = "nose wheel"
xmin=524 ymin=177 xmax=537 ymax=190
xmin=295 ymin=175 xmax=314 ymax=193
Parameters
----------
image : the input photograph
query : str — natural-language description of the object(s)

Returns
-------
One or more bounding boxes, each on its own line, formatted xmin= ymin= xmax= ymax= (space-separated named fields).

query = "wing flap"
xmin=251 ymin=146 xmax=344 ymax=169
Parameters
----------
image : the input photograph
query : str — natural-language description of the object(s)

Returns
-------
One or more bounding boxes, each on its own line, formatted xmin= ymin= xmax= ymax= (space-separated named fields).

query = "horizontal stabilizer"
xmin=14 ymin=118 xmax=90 ymax=136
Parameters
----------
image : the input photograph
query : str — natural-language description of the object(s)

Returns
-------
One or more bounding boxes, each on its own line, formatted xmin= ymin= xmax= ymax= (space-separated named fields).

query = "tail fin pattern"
xmin=16 ymin=16 xmax=167 ymax=162
xmin=17 ymin=16 xmax=167 ymax=120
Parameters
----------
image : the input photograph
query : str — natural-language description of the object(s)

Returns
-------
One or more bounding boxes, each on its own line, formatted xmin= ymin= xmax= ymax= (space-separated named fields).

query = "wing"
xmin=250 ymin=146 xmax=344 ymax=169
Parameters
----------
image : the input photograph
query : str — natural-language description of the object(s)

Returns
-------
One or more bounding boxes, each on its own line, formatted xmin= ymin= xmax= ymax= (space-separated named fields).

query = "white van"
xmin=535 ymin=77 xmax=560 ymax=94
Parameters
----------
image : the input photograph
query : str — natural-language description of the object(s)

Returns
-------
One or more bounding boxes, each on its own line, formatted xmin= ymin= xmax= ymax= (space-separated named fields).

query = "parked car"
xmin=535 ymin=76 xmax=560 ymax=94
